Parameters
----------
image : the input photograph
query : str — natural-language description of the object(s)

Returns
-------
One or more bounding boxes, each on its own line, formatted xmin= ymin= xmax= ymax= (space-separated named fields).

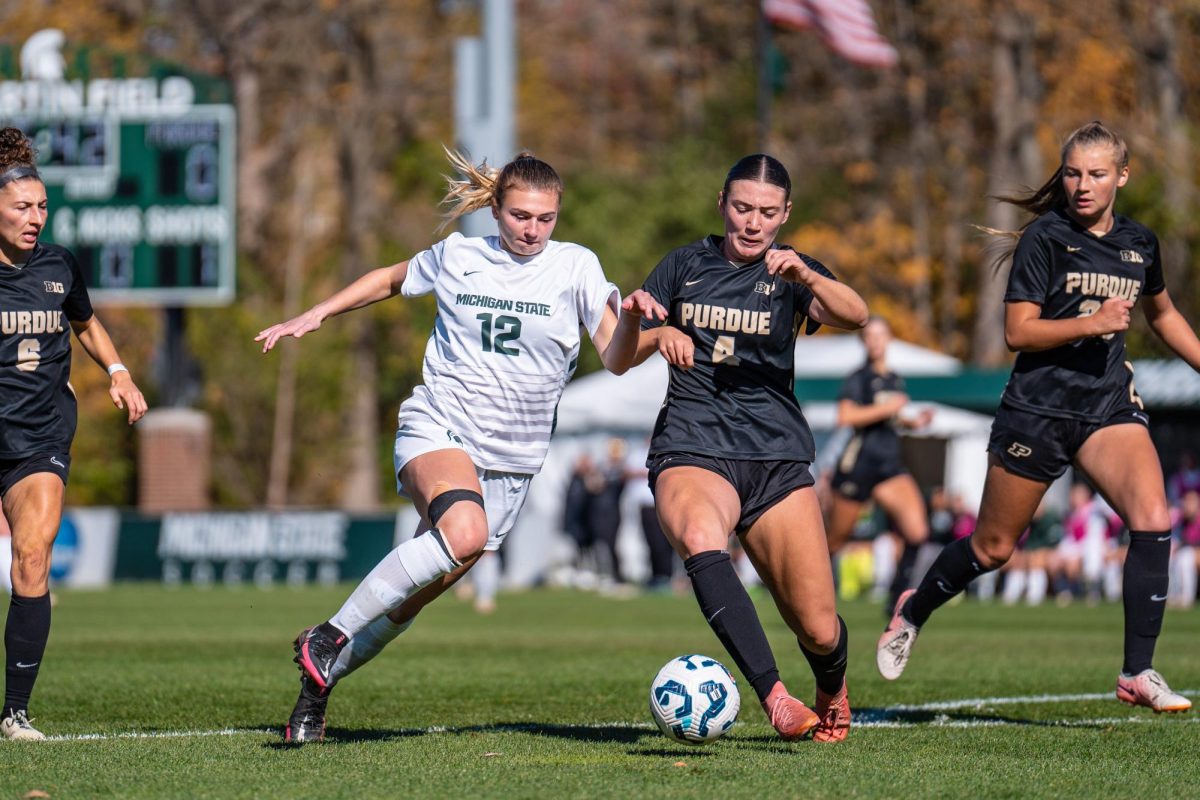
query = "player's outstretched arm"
xmin=592 ymin=289 xmax=667 ymax=375
xmin=72 ymin=316 xmax=148 ymax=425
xmin=1143 ymin=289 xmax=1200 ymax=372
xmin=256 ymin=260 xmax=410 ymax=353
xmin=1004 ymin=298 xmax=1131 ymax=352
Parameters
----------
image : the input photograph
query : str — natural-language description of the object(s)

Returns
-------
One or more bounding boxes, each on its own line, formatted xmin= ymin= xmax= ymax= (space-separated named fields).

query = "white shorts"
xmin=394 ymin=408 xmax=532 ymax=552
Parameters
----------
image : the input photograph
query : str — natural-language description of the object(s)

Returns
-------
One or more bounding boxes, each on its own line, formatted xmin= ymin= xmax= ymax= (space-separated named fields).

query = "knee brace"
xmin=427 ymin=488 xmax=485 ymax=528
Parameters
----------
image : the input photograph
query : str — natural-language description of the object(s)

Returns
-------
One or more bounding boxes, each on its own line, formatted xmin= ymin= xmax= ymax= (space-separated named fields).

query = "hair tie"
xmin=0 ymin=166 xmax=40 ymax=189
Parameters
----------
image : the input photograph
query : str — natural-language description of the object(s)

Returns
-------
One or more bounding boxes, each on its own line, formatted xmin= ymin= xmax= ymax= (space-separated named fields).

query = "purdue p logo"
xmin=1007 ymin=442 xmax=1033 ymax=458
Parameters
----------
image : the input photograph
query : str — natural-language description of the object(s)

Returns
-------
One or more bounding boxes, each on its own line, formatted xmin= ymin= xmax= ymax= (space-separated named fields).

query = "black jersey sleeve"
xmin=1142 ymin=229 xmax=1166 ymax=296
xmin=1005 ymin=227 xmax=1052 ymax=304
xmin=794 ymin=254 xmax=836 ymax=336
xmin=639 ymin=249 xmax=679 ymax=330
xmin=63 ymin=249 xmax=95 ymax=322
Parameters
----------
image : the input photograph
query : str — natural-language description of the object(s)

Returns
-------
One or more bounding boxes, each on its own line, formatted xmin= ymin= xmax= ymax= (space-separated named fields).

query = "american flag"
xmin=763 ymin=0 xmax=899 ymax=69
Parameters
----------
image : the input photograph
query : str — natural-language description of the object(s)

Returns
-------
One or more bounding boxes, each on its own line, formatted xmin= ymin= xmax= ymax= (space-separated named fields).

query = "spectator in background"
xmin=627 ymin=442 xmax=676 ymax=593
xmin=927 ymin=486 xmax=956 ymax=547
xmin=588 ymin=437 xmax=631 ymax=590
xmin=561 ymin=453 xmax=596 ymax=587
xmin=1001 ymin=500 xmax=1063 ymax=606
xmin=1055 ymin=483 xmax=1112 ymax=606
xmin=1169 ymin=489 xmax=1200 ymax=608
xmin=1167 ymin=450 xmax=1200 ymax=505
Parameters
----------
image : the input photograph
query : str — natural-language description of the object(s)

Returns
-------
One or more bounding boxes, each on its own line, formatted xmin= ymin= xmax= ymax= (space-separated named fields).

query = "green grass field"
xmin=0 ymin=584 xmax=1196 ymax=799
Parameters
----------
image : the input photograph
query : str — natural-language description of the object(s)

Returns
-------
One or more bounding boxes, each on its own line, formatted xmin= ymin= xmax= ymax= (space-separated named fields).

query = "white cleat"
xmin=0 ymin=710 xmax=45 ymax=741
xmin=876 ymin=588 xmax=920 ymax=681
xmin=1116 ymin=669 xmax=1192 ymax=713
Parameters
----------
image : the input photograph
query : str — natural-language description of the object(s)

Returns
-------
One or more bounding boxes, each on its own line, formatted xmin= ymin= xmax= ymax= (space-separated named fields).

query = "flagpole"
xmin=757 ymin=5 xmax=772 ymax=152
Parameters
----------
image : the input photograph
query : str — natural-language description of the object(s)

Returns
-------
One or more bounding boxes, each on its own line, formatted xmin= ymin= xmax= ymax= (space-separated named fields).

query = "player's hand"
xmin=879 ymin=392 xmax=910 ymax=414
xmin=621 ymin=290 xmax=668 ymax=322
xmin=902 ymin=407 xmax=934 ymax=429
xmin=763 ymin=249 xmax=813 ymax=285
xmin=255 ymin=309 xmax=324 ymax=353
xmin=657 ymin=326 xmax=694 ymax=369
xmin=1090 ymin=298 xmax=1133 ymax=337
xmin=109 ymin=372 xmax=148 ymax=425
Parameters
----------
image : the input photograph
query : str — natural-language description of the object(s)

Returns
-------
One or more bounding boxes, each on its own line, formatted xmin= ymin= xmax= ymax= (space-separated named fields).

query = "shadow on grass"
xmin=262 ymin=705 xmax=1113 ymax=751
xmin=263 ymin=720 xmax=655 ymax=749
xmin=853 ymin=706 xmax=1113 ymax=729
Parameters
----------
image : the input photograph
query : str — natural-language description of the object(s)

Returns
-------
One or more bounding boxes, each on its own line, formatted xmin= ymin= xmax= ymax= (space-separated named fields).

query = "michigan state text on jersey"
xmin=640 ymin=235 xmax=833 ymax=463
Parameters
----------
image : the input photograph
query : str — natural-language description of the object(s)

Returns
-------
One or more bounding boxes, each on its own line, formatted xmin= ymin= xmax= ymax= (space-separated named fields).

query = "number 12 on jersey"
xmin=477 ymin=312 xmax=522 ymax=356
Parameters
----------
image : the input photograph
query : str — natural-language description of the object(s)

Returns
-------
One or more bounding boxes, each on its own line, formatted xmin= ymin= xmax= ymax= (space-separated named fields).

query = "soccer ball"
xmin=649 ymin=654 xmax=740 ymax=745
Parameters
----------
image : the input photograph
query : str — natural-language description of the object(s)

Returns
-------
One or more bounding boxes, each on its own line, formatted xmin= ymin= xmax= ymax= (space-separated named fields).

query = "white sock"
xmin=329 ymin=530 xmax=458 ymax=637
xmin=1001 ymin=569 xmax=1026 ymax=605
xmin=1026 ymin=569 xmax=1048 ymax=605
xmin=329 ymin=615 xmax=414 ymax=683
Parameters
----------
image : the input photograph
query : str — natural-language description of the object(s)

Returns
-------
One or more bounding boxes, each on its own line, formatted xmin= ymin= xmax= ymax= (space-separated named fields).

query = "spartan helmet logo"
xmin=21 ymin=29 xmax=67 ymax=81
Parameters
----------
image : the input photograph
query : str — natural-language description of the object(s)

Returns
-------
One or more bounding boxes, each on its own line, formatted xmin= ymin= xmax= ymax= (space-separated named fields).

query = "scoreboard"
xmin=6 ymin=106 xmax=236 ymax=306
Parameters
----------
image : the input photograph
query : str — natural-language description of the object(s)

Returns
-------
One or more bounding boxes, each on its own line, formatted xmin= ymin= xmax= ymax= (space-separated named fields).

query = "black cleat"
xmin=285 ymin=672 xmax=329 ymax=743
xmin=293 ymin=624 xmax=347 ymax=691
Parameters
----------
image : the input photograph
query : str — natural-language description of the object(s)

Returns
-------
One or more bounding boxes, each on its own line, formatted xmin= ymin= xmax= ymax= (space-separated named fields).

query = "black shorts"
xmin=830 ymin=436 xmax=907 ymax=502
xmin=647 ymin=452 xmax=814 ymax=534
xmin=0 ymin=452 xmax=71 ymax=498
xmin=988 ymin=402 xmax=1149 ymax=483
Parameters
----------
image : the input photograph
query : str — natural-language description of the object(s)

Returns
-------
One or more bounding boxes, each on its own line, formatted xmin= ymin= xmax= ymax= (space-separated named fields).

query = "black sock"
xmin=684 ymin=551 xmax=780 ymax=702
xmin=1122 ymin=530 xmax=1171 ymax=675
xmin=799 ymin=615 xmax=848 ymax=695
xmin=888 ymin=542 xmax=921 ymax=611
xmin=4 ymin=592 xmax=51 ymax=717
xmin=906 ymin=536 xmax=993 ymax=627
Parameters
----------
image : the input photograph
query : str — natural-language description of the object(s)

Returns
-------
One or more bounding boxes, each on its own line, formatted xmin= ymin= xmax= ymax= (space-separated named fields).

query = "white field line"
xmin=40 ymin=689 xmax=1199 ymax=741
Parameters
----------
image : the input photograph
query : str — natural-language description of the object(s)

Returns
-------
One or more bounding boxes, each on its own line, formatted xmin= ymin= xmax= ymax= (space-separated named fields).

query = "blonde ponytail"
xmin=437 ymin=146 xmax=563 ymax=232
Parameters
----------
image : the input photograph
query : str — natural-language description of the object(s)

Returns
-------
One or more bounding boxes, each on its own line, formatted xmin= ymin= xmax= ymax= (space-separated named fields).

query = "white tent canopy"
xmin=556 ymin=334 xmax=962 ymax=435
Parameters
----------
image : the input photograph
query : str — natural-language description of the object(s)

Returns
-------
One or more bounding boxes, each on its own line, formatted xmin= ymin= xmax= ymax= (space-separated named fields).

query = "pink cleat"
xmin=813 ymin=680 xmax=851 ymax=743
xmin=876 ymin=588 xmax=919 ymax=681
xmin=1116 ymin=669 xmax=1192 ymax=713
xmin=761 ymin=681 xmax=819 ymax=741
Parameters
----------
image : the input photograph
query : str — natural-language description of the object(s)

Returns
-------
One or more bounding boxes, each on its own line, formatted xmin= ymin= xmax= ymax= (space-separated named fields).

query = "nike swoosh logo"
xmin=464 ymin=270 xmax=481 ymax=276
xmin=50 ymin=457 xmax=64 ymax=468
xmin=937 ymin=580 xmax=955 ymax=594
xmin=1066 ymin=246 xmax=1082 ymax=253
xmin=684 ymin=279 xmax=704 ymax=287
xmin=15 ymin=661 xmax=38 ymax=669
xmin=1151 ymin=594 xmax=1168 ymax=602
xmin=1156 ymin=535 xmax=1172 ymax=542
xmin=706 ymin=606 xmax=726 ymax=623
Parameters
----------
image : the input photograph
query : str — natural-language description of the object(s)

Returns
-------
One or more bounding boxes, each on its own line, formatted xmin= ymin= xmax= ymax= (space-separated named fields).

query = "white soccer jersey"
xmin=399 ymin=233 xmax=619 ymax=473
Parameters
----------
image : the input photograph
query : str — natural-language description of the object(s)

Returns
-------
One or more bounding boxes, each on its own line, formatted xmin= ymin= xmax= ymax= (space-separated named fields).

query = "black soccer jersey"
xmin=0 ymin=243 xmax=94 ymax=457
xmin=837 ymin=364 xmax=904 ymax=463
xmin=1001 ymin=208 xmax=1165 ymax=422
xmin=641 ymin=235 xmax=830 ymax=462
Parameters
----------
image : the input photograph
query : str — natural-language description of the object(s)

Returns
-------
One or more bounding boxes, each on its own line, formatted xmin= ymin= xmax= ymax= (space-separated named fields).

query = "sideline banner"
xmin=50 ymin=509 xmax=407 ymax=589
